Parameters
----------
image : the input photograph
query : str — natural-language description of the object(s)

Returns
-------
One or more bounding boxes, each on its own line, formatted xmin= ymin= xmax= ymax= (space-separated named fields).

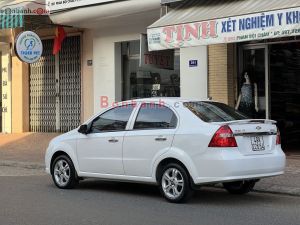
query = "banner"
xmin=46 ymin=0 xmax=118 ymax=12
xmin=147 ymin=7 xmax=300 ymax=51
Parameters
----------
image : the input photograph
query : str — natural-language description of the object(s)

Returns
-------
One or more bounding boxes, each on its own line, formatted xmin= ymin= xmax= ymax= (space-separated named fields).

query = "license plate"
xmin=250 ymin=136 xmax=265 ymax=151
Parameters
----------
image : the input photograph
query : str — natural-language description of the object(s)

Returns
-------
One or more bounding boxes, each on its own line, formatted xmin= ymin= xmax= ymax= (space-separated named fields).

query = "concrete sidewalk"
xmin=0 ymin=133 xmax=300 ymax=196
xmin=0 ymin=133 xmax=59 ymax=176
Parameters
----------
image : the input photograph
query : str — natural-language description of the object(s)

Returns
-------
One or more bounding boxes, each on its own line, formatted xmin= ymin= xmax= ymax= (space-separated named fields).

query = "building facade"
xmin=146 ymin=0 xmax=300 ymax=151
xmin=1 ymin=0 xmax=299 ymax=152
xmin=0 ymin=13 xmax=94 ymax=133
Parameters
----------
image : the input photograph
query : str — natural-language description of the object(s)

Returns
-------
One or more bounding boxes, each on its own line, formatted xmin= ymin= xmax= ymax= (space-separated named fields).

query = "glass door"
xmin=239 ymin=45 xmax=269 ymax=119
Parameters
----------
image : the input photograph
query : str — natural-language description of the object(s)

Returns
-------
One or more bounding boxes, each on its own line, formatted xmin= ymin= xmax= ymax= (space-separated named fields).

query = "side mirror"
xmin=78 ymin=124 xmax=89 ymax=134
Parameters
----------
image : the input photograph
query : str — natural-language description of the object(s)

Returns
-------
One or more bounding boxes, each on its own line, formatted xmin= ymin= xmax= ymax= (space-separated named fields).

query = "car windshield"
xmin=184 ymin=101 xmax=248 ymax=122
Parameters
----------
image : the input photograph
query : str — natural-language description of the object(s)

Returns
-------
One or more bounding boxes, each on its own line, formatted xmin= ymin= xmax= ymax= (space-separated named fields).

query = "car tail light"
xmin=276 ymin=129 xmax=281 ymax=145
xmin=208 ymin=125 xmax=238 ymax=148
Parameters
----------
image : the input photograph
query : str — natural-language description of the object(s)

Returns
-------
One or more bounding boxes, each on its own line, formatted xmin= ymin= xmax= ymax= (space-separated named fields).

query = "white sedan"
xmin=45 ymin=98 xmax=286 ymax=203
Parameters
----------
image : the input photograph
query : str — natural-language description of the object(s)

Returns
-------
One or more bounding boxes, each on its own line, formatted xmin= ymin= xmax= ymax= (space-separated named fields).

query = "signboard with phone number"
xmin=148 ymin=7 xmax=300 ymax=51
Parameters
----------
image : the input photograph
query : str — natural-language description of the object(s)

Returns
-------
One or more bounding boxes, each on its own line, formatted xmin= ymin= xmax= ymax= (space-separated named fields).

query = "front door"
xmin=123 ymin=103 xmax=178 ymax=177
xmin=76 ymin=105 xmax=134 ymax=175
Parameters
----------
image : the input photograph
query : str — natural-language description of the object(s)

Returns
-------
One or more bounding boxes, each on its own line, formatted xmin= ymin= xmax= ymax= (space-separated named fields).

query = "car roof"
xmin=121 ymin=97 xmax=214 ymax=105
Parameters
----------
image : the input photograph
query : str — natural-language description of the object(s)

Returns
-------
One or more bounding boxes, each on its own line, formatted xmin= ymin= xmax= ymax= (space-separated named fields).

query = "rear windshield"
xmin=184 ymin=101 xmax=248 ymax=122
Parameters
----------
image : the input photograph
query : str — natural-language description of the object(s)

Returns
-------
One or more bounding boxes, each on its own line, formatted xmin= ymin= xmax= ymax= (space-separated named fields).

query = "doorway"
xmin=29 ymin=36 xmax=81 ymax=133
xmin=239 ymin=45 xmax=269 ymax=119
xmin=240 ymin=42 xmax=300 ymax=151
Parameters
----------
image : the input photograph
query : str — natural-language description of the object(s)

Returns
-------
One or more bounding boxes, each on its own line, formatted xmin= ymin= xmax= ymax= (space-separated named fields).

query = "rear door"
xmin=122 ymin=103 xmax=178 ymax=177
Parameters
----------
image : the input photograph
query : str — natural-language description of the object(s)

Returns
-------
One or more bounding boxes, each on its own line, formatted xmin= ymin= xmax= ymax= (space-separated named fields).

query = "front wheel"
xmin=159 ymin=163 xmax=194 ymax=203
xmin=223 ymin=180 xmax=256 ymax=194
xmin=52 ymin=155 xmax=78 ymax=189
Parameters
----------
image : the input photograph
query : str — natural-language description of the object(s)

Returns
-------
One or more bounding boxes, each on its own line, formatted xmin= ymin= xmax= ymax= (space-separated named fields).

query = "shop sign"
xmin=46 ymin=0 xmax=118 ymax=12
xmin=15 ymin=31 xmax=43 ymax=64
xmin=140 ymin=34 xmax=174 ymax=70
xmin=148 ymin=7 xmax=300 ymax=51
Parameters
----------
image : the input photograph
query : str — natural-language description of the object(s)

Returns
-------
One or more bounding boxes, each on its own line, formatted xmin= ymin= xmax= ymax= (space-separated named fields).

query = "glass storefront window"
xmin=239 ymin=41 xmax=300 ymax=150
xmin=121 ymin=40 xmax=180 ymax=101
xmin=270 ymin=42 xmax=300 ymax=149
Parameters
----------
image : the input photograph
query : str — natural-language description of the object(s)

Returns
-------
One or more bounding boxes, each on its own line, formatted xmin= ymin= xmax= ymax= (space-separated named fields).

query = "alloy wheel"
xmin=53 ymin=159 xmax=71 ymax=187
xmin=161 ymin=168 xmax=185 ymax=200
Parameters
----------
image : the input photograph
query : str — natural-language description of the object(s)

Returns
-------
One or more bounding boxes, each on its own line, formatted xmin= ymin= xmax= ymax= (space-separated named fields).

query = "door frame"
xmin=239 ymin=44 xmax=270 ymax=119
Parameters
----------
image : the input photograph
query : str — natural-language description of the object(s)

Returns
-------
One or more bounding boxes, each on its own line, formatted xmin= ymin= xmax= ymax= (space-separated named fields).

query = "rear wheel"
xmin=52 ymin=155 xmax=78 ymax=189
xmin=159 ymin=163 xmax=194 ymax=203
xmin=223 ymin=180 xmax=256 ymax=194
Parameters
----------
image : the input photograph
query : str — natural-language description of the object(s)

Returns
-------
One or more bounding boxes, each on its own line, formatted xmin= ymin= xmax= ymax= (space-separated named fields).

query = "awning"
xmin=0 ymin=14 xmax=23 ymax=29
xmin=49 ymin=0 xmax=161 ymax=29
xmin=147 ymin=0 xmax=300 ymax=51
xmin=0 ymin=0 xmax=27 ymax=29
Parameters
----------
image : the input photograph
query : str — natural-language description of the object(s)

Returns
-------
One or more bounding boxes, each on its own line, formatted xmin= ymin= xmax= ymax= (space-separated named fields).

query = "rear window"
xmin=184 ymin=101 xmax=248 ymax=122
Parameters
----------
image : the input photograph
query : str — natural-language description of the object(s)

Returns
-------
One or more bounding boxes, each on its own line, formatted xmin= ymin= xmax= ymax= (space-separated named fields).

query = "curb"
xmin=0 ymin=161 xmax=45 ymax=170
xmin=253 ymin=189 xmax=300 ymax=197
xmin=209 ymin=183 xmax=300 ymax=197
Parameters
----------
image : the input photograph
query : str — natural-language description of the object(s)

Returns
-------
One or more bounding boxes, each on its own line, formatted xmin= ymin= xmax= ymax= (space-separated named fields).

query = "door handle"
xmin=155 ymin=137 xmax=167 ymax=142
xmin=108 ymin=138 xmax=119 ymax=143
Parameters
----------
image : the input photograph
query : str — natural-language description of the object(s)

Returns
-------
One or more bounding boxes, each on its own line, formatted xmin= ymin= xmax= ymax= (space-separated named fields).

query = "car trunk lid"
xmin=212 ymin=120 xmax=278 ymax=155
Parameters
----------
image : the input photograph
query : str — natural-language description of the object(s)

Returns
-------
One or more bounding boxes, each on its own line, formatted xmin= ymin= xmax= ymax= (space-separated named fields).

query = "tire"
xmin=223 ymin=180 xmax=256 ymax=195
xmin=159 ymin=163 xmax=194 ymax=203
xmin=51 ymin=155 xmax=78 ymax=189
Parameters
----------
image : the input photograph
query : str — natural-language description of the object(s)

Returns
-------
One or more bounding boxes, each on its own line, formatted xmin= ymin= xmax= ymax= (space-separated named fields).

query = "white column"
xmin=180 ymin=46 xmax=208 ymax=100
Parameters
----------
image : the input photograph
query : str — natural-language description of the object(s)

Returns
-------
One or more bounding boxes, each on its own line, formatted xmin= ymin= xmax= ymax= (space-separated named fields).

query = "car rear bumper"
xmin=192 ymin=147 xmax=286 ymax=185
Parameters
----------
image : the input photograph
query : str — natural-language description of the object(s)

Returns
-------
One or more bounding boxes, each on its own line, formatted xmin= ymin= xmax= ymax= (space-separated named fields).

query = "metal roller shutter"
xmin=30 ymin=36 xmax=81 ymax=133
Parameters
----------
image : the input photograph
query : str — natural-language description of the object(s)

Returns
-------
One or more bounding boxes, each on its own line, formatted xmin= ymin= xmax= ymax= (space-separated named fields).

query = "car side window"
xmin=91 ymin=105 xmax=134 ymax=133
xmin=134 ymin=103 xmax=177 ymax=130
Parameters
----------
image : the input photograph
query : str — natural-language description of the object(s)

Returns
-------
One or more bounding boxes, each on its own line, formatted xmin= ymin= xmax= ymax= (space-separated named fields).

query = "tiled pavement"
xmin=0 ymin=133 xmax=300 ymax=196
xmin=255 ymin=156 xmax=300 ymax=196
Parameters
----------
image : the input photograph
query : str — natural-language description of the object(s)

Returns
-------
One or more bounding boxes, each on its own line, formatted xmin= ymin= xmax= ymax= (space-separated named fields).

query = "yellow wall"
xmin=208 ymin=44 xmax=236 ymax=107
xmin=1 ymin=43 xmax=12 ymax=133
xmin=82 ymin=29 xmax=94 ymax=121
xmin=11 ymin=56 xmax=29 ymax=133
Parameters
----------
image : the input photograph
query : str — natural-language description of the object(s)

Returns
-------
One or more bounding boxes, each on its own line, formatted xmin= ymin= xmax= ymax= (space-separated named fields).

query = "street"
xmin=0 ymin=175 xmax=300 ymax=225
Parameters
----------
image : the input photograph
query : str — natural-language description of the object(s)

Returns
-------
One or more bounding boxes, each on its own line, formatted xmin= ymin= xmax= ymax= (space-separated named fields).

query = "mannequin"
xmin=235 ymin=72 xmax=259 ymax=117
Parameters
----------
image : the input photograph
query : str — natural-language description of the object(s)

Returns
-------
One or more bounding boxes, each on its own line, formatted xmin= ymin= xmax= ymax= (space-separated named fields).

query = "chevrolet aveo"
xmin=45 ymin=98 xmax=286 ymax=203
